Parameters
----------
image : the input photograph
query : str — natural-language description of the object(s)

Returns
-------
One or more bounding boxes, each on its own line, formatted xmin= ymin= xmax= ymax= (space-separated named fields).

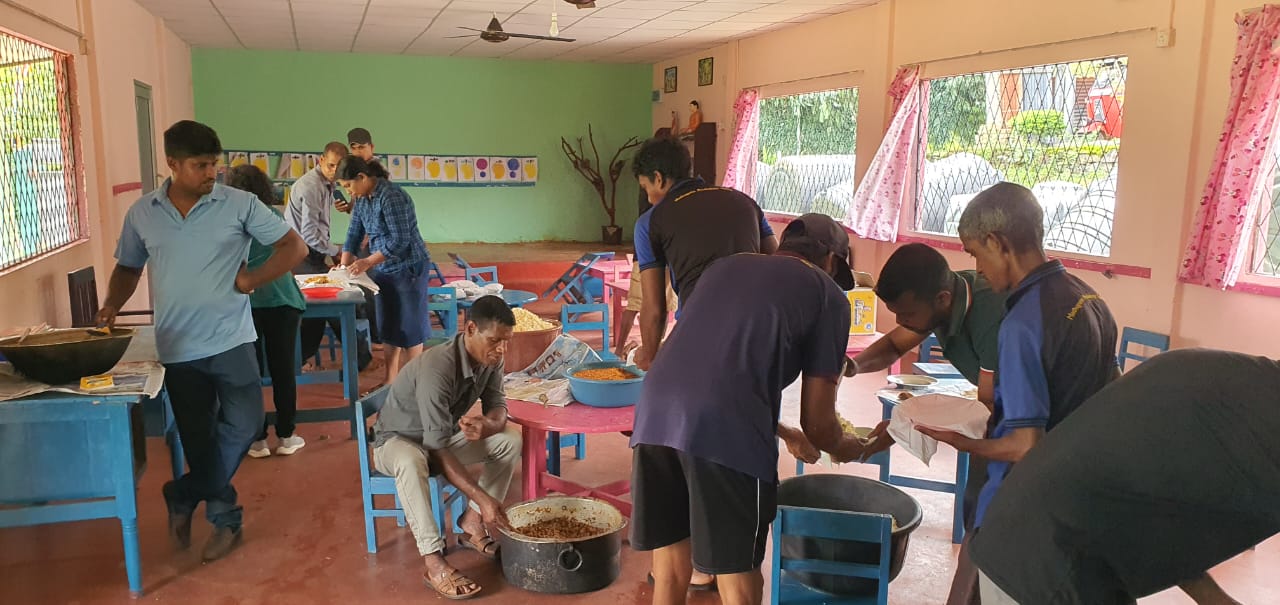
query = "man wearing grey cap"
xmin=629 ymin=213 xmax=884 ymax=605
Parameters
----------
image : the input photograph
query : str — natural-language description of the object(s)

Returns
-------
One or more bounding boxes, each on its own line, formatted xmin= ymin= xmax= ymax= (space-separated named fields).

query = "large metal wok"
xmin=0 ymin=327 xmax=135 ymax=385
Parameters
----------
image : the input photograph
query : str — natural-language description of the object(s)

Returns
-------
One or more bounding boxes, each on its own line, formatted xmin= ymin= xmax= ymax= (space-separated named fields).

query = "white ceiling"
xmin=136 ymin=0 xmax=880 ymax=63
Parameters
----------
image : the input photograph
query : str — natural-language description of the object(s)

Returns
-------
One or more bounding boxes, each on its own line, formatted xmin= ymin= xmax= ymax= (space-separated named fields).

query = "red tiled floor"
xmin=4 ymin=248 xmax=1276 ymax=603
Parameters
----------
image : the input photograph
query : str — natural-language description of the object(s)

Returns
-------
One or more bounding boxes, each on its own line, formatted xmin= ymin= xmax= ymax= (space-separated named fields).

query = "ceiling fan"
xmin=448 ymin=14 xmax=575 ymax=43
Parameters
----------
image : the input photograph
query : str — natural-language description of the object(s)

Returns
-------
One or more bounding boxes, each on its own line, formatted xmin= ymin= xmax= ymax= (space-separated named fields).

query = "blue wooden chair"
xmin=356 ymin=386 xmax=468 ymax=554
xmin=1118 ymin=327 xmax=1170 ymax=371
xmin=448 ymin=253 xmax=498 ymax=286
xmin=543 ymin=252 xmax=614 ymax=304
xmin=428 ymin=287 xmax=459 ymax=338
xmin=770 ymin=505 xmax=894 ymax=605
xmin=917 ymin=334 xmax=943 ymax=363
xmin=427 ymin=260 xmax=446 ymax=286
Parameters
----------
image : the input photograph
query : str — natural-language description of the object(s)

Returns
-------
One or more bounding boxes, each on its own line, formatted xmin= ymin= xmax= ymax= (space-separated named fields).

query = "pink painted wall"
xmin=0 ymin=0 xmax=192 ymax=329
xmin=656 ymin=0 xmax=1280 ymax=358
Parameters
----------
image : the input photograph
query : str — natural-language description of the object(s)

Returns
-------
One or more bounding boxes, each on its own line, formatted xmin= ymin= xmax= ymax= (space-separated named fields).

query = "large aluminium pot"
xmin=777 ymin=474 xmax=923 ymax=596
xmin=497 ymin=497 xmax=627 ymax=594
xmin=0 ymin=327 xmax=135 ymax=385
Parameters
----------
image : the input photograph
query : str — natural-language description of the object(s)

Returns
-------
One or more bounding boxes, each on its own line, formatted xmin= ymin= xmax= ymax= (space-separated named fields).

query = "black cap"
xmin=782 ymin=213 xmax=856 ymax=290
xmin=347 ymin=128 xmax=372 ymax=145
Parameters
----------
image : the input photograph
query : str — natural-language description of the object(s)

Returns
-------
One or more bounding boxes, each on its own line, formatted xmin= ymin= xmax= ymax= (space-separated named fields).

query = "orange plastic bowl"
xmin=303 ymin=286 xmax=343 ymax=299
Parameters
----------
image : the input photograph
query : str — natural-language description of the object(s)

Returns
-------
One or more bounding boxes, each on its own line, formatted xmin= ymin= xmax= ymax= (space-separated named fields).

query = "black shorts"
xmin=630 ymin=444 xmax=777 ymax=575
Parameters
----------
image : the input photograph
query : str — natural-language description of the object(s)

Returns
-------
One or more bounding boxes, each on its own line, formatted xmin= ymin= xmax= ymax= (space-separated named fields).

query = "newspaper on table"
xmin=502 ymin=334 xmax=602 ymax=407
xmin=0 ymin=361 xmax=166 ymax=403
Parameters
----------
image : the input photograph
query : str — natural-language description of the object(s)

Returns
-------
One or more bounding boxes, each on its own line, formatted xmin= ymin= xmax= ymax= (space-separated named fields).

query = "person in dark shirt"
xmin=970 ymin=349 xmax=1274 ymax=605
xmin=916 ymin=182 xmax=1119 ymax=605
xmin=790 ymin=242 xmax=1008 ymax=605
xmin=630 ymin=214 xmax=875 ymax=605
xmin=631 ymin=136 xmax=778 ymax=371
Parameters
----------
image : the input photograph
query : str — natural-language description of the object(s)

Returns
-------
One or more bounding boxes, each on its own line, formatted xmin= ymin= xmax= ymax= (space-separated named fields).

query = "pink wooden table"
xmin=507 ymin=398 xmax=635 ymax=516
xmin=848 ymin=332 xmax=901 ymax=375
xmin=605 ymin=279 xmax=630 ymax=338
xmin=586 ymin=258 xmax=631 ymax=282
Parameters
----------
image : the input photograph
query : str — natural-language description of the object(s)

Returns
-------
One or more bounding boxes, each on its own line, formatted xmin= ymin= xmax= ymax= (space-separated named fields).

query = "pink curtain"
xmin=722 ymin=88 xmax=761 ymax=195
xmin=1179 ymin=6 xmax=1280 ymax=289
xmin=845 ymin=66 xmax=922 ymax=242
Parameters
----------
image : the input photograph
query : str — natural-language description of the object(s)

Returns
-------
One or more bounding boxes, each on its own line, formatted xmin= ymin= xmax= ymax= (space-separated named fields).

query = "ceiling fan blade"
xmin=505 ymin=32 xmax=576 ymax=42
xmin=456 ymin=26 xmax=485 ymax=32
xmin=444 ymin=35 xmax=476 ymax=39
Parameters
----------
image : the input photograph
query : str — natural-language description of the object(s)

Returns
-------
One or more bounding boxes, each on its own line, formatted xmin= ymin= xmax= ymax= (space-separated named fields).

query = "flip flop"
xmin=457 ymin=532 xmax=500 ymax=559
xmin=423 ymin=570 xmax=481 ymax=600
xmin=647 ymin=572 xmax=718 ymax=592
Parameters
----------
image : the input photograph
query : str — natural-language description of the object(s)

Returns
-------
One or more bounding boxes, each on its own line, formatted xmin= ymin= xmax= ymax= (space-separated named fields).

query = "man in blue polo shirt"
xmin=631 ymin=136 xmax=777 ymax=371
xmin=916 ymin=182 xmax=1119 ymax=604
xmin=98 ymin=120 xmax=307 ymax=562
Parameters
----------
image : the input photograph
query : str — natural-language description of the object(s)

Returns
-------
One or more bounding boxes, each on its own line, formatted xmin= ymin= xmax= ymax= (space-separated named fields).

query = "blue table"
xmin=282 ymin=290 xmax=362 ymax=438
xmin=875 ymin=378 xmax=974 ymax=544
xmin=0 ymin=392 xmax=148 ymax=595
xmin=457 ymin=289 xmax=538 ymax=309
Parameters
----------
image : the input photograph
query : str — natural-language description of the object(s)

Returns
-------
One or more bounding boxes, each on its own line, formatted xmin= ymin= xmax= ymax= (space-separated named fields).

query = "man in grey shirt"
xmin=372 ymin=295 xmax=520 ymax=599
xmin=286 ymin=141 xmax=347 ymax=274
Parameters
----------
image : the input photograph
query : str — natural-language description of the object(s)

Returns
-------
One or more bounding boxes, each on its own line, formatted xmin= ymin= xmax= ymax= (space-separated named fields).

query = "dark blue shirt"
xmin=629 ymin=253 xmax=850 ymax=483
xmin=634 ymin=178 xmax=773 ymax=311
xmin=974 ymin=260 xmax=1118 ymax=527
xmin=343 ymin=179 xmax=430 ymax=275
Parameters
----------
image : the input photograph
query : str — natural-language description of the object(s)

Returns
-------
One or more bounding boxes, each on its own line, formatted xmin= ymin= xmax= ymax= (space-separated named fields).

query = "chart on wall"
xmin=218 ymin=149 xmax=539 ymax=188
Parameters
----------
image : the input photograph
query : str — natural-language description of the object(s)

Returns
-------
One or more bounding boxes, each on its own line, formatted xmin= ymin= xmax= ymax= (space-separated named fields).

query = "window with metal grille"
xmin=0 ymin=30 xmax=83 ymax=272
xmin=915 ymin=57 xmax=1126 ymax=256
xmin=755 ymin=87 xmax=859 ymax=218
xmin=1248 ymin=144 xmax=1280 ymax=277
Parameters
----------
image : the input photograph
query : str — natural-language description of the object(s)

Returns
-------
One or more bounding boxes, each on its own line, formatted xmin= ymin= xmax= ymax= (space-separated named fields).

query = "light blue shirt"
xmin=115 ymin=179 xmax=291 ymax=364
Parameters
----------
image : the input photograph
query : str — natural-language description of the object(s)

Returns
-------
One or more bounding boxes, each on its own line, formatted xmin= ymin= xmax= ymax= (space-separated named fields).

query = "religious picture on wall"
xmin=698 ymin=57 xmax=713 ymax=86
xmin=664 ymin=66 xmax=677 ymax=93
xmin=408 ymin=156 xmax=426 ymax=181
xmin=250 ymin=153 xmax=270 ymax=174
xmin=473 ymin=158 xmax=491 ymax=182
xmin=521 ymin=157 xmax=538 ymax=183
xmin=388 ymin=155 xmax=407 ymax=180
xmin=459 ymin=157 xmax=476 ymax=183
xmin=425 ymin=156 xmax=443 ymax=181
xmin=442 ymin=157 xmax=459 ymax=182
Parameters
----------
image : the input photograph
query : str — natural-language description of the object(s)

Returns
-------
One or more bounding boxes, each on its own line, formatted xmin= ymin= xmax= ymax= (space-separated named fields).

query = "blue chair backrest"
xmin=771 ymin=505 xmax=894 ymax=605
xmin=1118 ymin=327 xmax=1170 ymax=371
xmin=428 ymin=287 xmax=458 ymax=337
xmin=355 ymin=386 xmax=391 ymax=475
xmin=918 ymin=334 xmax=943 ymax=363
xmin=560 ymin=303 xmax=610 ymax=354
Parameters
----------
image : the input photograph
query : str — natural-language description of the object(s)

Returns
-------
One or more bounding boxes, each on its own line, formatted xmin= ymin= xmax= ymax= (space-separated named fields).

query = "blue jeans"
xmin=162 ymin=342 xmax=264 ymax=528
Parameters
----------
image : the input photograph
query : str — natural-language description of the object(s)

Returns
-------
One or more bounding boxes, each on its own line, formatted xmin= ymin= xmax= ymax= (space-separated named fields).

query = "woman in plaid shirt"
xmin=338 ymin=156 xmax=432 ymax=384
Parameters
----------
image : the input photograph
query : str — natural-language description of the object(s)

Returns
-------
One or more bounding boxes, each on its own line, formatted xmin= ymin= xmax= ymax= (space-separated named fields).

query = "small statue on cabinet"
xmin=679 ymin=100 xmax=703 ymax=139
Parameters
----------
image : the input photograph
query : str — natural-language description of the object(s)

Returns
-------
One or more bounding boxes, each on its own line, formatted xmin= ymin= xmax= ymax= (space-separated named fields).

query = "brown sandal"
xmin=457 ymin=532 xmax=500 ymax=559
xmin=423 ymin=569 xmax=482 ymax=600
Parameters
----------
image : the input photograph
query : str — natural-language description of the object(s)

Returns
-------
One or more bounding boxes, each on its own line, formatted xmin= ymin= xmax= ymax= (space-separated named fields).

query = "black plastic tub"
xmin=777 ymin=474 xmax=923 ymax=595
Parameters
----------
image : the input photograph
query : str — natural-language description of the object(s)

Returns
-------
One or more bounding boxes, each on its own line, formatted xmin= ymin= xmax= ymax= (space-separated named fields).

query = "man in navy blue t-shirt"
xmin=630 ymin=137 xmax=777 ymax=370
xmin=915 ymin=182 xmax=1119 ymax=605
xmin=630 ymin=214 xmax=879 ymax=605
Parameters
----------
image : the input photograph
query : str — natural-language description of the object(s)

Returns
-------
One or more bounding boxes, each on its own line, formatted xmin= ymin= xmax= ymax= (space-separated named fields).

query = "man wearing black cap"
xmin=630 ymin=213 xmax=881 ymax=605
xmin=347 ymin=127 xmax=376 ymax=163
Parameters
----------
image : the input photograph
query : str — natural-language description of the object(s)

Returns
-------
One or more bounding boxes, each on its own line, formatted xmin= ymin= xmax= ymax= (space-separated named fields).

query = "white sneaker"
xmin=276 ymin=435 xmax=306 ymax=455
xmin=247 ymin=440 xmax=271 ymax=458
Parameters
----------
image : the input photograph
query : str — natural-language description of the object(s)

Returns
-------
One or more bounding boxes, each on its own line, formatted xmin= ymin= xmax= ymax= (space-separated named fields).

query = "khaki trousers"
xmin=373 ymin=426 xmax=521 ymax=556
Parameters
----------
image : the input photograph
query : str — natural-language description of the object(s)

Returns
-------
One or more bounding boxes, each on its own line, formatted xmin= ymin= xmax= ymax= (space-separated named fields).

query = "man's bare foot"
xmin=423 ymin=552 xmax=480 ymax=600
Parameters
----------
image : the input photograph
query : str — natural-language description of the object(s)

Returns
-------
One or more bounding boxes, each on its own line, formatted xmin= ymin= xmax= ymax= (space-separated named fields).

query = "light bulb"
xmin=550 ymin=12 xmax=559 ymax=37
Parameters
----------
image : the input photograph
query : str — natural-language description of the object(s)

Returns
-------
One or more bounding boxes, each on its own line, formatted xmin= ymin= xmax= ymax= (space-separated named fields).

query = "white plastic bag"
xmin=887 ymin=393 xmax=990 ymax=465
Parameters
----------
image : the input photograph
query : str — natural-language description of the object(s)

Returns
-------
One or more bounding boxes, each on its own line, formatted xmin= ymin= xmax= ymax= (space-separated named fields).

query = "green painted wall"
xmin=191 ymin=49 xmax=651 ymax=243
